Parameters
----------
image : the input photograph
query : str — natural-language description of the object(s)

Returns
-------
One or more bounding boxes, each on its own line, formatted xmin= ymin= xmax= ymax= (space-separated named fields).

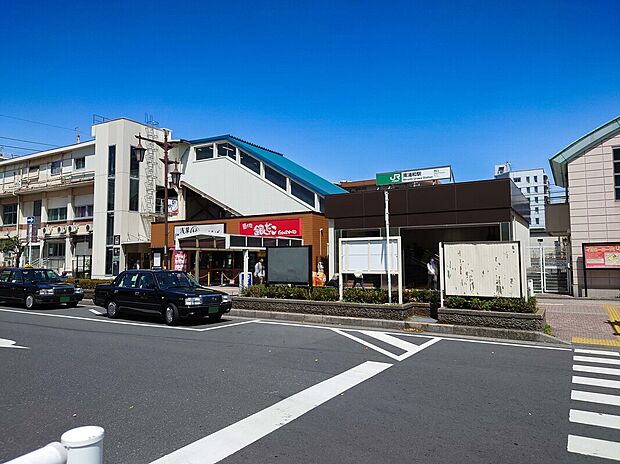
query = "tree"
xmin=0 ymin=235 xmax=26 ymax=267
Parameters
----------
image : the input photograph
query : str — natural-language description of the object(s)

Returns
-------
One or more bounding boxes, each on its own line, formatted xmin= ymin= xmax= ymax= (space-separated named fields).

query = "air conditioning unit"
xmin=57 ymin=226 xmax=67 ymax=235
xmin=85 ymin=224 xmax=93 ymax=233
xmin=42 ymin=227 xmax=52 ymax=236
xmin=68 ymin=225 xmax=79 ymax=234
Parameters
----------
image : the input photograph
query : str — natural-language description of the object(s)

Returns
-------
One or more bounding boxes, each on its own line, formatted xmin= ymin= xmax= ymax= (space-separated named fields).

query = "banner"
xmin=239 ymin=218 xmax=302 ymax=237
xmin=173 ymin=250 xmax=188 ymax=271
xmin=584 ymin=244 xmax=620 ymax=269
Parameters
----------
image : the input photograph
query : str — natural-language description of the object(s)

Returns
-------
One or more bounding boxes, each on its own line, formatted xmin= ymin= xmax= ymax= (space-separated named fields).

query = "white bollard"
xmin=6 ymin=442 xmax=67 ymax=464
xmin=61 ymin=426 xmax=104 ymax=464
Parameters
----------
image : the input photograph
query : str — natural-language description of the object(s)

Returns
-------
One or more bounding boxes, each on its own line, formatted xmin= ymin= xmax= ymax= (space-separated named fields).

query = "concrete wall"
xmin=567 ymin=132 xmax=620 ymax=297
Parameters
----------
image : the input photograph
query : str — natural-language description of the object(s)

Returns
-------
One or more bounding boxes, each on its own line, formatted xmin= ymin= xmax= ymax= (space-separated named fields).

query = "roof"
xmin=188 ymin=135 xmax=346 ymax=196
xmin=338 ymin=179 xmax=376 ymax=188
xmin=549 ymin=115 xmax=620 ymax=187
xmin=0 ymin=140 xmax=96 ymax=166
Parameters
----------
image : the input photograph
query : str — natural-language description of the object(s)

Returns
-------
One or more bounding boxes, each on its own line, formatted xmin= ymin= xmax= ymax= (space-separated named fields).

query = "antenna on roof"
xmin=75 ymin=127 xmax=80 ymax=143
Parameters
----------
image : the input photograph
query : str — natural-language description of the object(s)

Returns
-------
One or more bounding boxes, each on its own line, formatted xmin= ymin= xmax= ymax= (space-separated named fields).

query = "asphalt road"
xmin=1 ymin=303 xmax=619 ymax=463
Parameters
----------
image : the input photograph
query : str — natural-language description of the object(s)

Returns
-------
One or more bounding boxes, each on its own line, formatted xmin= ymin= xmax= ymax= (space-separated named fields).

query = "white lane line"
xmin=567 ymin=435 xmax=620 ymax=461
xmin=395 ymin=332 xmax=571 ymax=351
xmin=0 ymin=308 xmax=259 ymax=332
xmin=574 ymin=364 xmax=620 ymax=377
xmin=149 ymin=360 xmax=392 ymax=464
xmin=572 ymin=390 xmax=620 ymax=407
xmin=570 ymin=409 xmax=620 ymax=430
xmin=573 ymin=376 xmax=620 ymax=390
xmin=88 ymin=309 xmax=103 ymax=316
xmin=0 ymin=338 xmax=29 ymax=349
xmin=359 ymin=330 xmax=422 ymax=353
xmin=574 ymin=355 xmax=620 ymax=366
xmin=575 ymin=348 xmax=620 ymax=357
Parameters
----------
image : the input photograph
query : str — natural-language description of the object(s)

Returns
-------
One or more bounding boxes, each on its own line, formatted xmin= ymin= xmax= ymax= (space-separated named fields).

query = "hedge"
xmin=64 ymin=278 xmax=113 ymax=289
xmin=241 ymin=285 xmax=439 ymax=305
xmin=444 ymin=296 xmax=537 ymax=313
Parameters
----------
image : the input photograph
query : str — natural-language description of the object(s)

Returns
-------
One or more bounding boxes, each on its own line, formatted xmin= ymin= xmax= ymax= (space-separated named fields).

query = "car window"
xmin=10 ymin=270 xmax=22 ymax=283
xmin=0 ymin=270 xmax=11 ymax=282
xmin=118 ymin=272 xmax=139 ymax=288
xmin=138 ymin=272 xmax=156 ymax=289
xmin=155 ymin=272 xmax=193 ymax=289
xmin=22 ymin=269 xmax=61 ymax=283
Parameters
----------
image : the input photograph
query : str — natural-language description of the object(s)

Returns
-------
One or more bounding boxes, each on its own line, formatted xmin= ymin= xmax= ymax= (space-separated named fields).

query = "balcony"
xmin=0 ymin=170 xmax=95 ymax=196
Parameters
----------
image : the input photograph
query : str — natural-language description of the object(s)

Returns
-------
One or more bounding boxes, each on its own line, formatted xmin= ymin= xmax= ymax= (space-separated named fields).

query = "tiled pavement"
xmin=539 ymin=296 xmax=620 ymax=347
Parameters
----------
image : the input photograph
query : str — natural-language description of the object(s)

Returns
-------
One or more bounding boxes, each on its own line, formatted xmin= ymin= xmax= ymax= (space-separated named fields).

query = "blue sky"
xmin=1 ymin=0 xmax=619 ymax=184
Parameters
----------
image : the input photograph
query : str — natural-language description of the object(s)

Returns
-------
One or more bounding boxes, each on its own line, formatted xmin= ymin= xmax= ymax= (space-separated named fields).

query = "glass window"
xmin=105 ymin=248 xmax=114 ymax=275
xmin=107 ymin=179 xmax=115 ymax=210
xmin=2 ymin=204 xmax=17 ymax=225
xmin=75 ymin=205 xmax=94 ymax=218
xmin=33 ymin=200 xmax=41 ymax=218
xmin=614 ymin=148 xmax=620 ymax=162
xmin=526 ymin=176 xmax=530 ymax=182
xmin=526 ymin=187 xmax=530 ymax=193
xmin=129 ymin=178 xmax=139 ymax=211
xmin=217 ymin=143 xmax=237 ymax=160
xmin=29 ymin=165 xmax=39 ymax=174
xmin=196 ymin=145 xmax=214 ymax=160
xmin=534 ymin=186 xmax=538 ymax=193
xmin=291 ymin=180 xmax=315 ymax=206
xmin=615 ymin=176 xmax=620 ymax=187
xmin=533 ymin=175 xmax=538 ymax=182
xmin=0 ymin=270 xmax=11 ymax=282
xmin=264 ymin=166 xmax=287 ymax=190
xmin=47 ymin=242 xmax=66 ymax=257
xmin=138 ymin=272 xmax=156 ymax=289
xmin=106 ymin=213 xmax=114 ymax=246
xmin=108 ymin=146 xmax=116 ymax=176
xmin=51 ymin=161 xmax=62 ymax=176
xmin=155 ymin=271 xmax=194 ymax=289
xmin=240 ymin=151 xmax=260 ymax=174
xmin=319 ymin=196 xmax=325 ymax=212
xmin=23 ymin=269 xmax=61 ymax=283
xmin=10 ymin=270 xmax=22 ymax=283
xmin=130 ymin=148 xmax=140 ymax=178
xmin=535 ymin=218 xmax=540 ymax=225
xmin=615 ymin=149 xmax=620 ymax=200
xmin=118 ymin=272 xmax=139 ymax=288
xmin=534 ymin=207 xmax=539 ymax=213
xmin=75 ymin=157 xmax=86 ymax=170
xmin=513 ymin=177 xmax=521 ymax=183
xmin=534 ymin=196 xmax=539 ymax=203
xmin=48 ymin=207 xmax=67 ymax=222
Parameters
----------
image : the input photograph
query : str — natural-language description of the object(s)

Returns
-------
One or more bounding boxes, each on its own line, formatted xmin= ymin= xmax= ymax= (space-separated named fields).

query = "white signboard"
xmin=339 ymin=237 xmax=400 ymax=274
xmin=401 ymin=166 xmax=451 ymax=183
xmin=442 ymin=242 xmax=522 ymax=298
xmin=174 ymin=223 xmax=225 ymax=240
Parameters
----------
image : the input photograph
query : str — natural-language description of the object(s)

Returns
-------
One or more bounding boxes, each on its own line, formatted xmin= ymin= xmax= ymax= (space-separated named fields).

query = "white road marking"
xmin=0 ymin=337 xmax=29 ymax=349
xmin=572 ymin=390 xmax=620 ymax=407
xmin=567 ymin=435 xmax=620 ymax=461
xmin=574 ymin=355 xmax=620 ymax=366
xmin=331 ymin=329 xmax=441 ymax=361
xmin=359 ymin=330 xmax=422 ymax=353
xmin=0 ymin=308 xmax=259 ymax=332
xmin=570 ymin=409 xmax=620 ymax=430
xmin=573 ymin=376 xmax=620 ymax=390
xmin=395 ymin=331 xmax=571 ymax=351
xmin=88 ymin=309 xmax=103 ymax=316
xmin=575 ymin=348 xmax=620 ymax=357
xmin=574 ymin=364 xmax=620 ymax=377
xmin=149 ymin=360 xmax=392 ymax=464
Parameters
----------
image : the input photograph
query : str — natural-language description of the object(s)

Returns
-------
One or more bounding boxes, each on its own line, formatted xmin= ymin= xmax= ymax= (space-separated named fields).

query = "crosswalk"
xmin=568 ymin=348 xmax=620 ymax=461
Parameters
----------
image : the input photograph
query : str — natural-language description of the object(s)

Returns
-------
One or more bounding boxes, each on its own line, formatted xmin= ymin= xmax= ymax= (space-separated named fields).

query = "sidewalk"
xmin=538 ymin=295 xmax=620 ymax=347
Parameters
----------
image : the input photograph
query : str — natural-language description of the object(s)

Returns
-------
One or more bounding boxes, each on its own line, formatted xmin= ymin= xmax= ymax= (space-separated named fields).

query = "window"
xmin=526 ymin=176 xmax=530 ymax=183
xmin=74 ymin=157 xmax=86 ymax=170
xmin=533 ymin=175 xmax=538 ymax=182
xmin=138 ymin=272 xmax=156 ymax=289
xmin=534 ymin=207 xmax=539 ymax=214
xmin=217 ymin=142 xmax=236 ymax=160
xmin=0 ymin=270 xmax=11 ymax=282
xmin=47 ymin=207 xmax=67 ymax=222
xmin=129 ymin=147 xmax=140 ymax=211
xmin=105 ymin=248 xmax=114 ymax=275
xmin=264 ymin=166 xmax=287 ymax=190
xmin=118 ymin=272 xmax=139 ymax=288
xmin=614 ymin=148 xmax=620 ymax=200
xmin=108 ymin=179 xmax=115 ymax=210
xmin=29 ymin=165 xmax=39 ymax=175
xmin=291 ymin=180 xmax=315 ymax=206
xmin=51 ymin=160 xmax=62 ymax=176
xmin=75 ymin=205 xmax=94 ymax=218
xmin=534 ymin=196 xmax=539 ymax=203
xmin=33 ymin=200 xmax=41 ymax=218
xmin=513 ymin=177 xmax=521 ymax=183
xmin=534 ymin=186 xmax=538 ymax=193
xmin=2 ymin=204 xmax=17 ymax=225
xmin=108 ymin=145 xmax=116 ymax=176
xmin=106 ymin=213 xmax=114 ymax=246
xmin=526 ymin=187 xmax=530 ymax=193
xmin=535 ymin=218 xmax=540 ymax=225
xmin=240 ymin=151 xmax=260 ymax=174
xmin=196 ymin=145 xmax=214 ymax=160
xmin=47 ymin=242 xmax=66 ymax=257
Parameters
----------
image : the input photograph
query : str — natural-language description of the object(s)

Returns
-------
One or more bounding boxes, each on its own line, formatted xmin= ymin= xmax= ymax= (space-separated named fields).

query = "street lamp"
xmin=134 ymin=128 xmax=182 ymax=270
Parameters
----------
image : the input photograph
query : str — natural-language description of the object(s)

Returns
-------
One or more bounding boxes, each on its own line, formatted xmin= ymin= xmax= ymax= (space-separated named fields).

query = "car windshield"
xmin=155 ymin=272 xmax=196 ymax=289
xmin=22 ymin=269 xmax=62 ymax=283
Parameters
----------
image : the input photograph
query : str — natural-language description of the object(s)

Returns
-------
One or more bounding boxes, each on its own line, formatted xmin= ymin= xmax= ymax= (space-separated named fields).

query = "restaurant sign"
xmin=174 ymin=223 xmax=225 ymax=240
xmin=239 ymin=218 xmax=302 ymax=237
xmin=584 ymin=243 xmax=620 ymax=269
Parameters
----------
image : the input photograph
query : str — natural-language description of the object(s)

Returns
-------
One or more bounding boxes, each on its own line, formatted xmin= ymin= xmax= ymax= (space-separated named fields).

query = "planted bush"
xmin=444 ymin=296 xmax=537 ymax=313
xmin=64 ymin=278 xmax=113 ymax=289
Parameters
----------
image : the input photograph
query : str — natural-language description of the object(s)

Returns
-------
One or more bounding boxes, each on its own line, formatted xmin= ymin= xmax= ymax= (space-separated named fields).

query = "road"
xmin=1 ymin=303 xmax=619 ymax=463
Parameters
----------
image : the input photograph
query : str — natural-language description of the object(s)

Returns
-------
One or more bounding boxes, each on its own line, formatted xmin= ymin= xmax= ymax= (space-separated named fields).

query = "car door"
xmin=135 ymin=272 xmax=160 ymax=313
xmin=115 ymin=271 xmax=140 ymax=309
xmin=8 ymin=270 xmax=25 ymax=302
xmin=0 ymin=269 xmax=13 ymax=301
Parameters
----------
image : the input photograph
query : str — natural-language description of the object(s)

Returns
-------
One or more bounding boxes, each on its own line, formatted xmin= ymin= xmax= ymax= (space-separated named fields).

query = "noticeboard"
xmin=584 ymin=243 xmax=620 ymax=269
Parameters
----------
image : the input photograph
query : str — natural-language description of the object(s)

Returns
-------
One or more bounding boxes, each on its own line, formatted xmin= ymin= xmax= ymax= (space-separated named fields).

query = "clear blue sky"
xmin=1 ymin=0 xmax=619 ymax=184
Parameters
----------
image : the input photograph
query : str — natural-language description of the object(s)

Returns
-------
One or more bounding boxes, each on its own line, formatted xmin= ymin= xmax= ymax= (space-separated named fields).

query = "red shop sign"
xmin=584 ymin=244 xmax=620 ymax=269
xmin=239 ymin=218 xmax=302 ymax=237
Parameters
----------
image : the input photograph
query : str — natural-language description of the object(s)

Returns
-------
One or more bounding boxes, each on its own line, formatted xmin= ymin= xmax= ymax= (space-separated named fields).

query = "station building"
xmin=0 ymin=117 xmax=344 ymax=278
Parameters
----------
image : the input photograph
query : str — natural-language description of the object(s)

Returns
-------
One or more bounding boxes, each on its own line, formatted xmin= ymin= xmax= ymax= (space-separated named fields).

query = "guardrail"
xmin=6 ymin=426 xmax=104 ymax=464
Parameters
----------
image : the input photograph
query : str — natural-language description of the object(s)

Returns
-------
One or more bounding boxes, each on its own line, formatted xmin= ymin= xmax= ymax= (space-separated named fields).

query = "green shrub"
xmin=444 ymin=295 xmax=537 ymax=313
xmin=310 ymin=287 xmax=338 ymax=301
xmin=343 ymin=288 xmax=388 ymax=304
xmin=64 ymin=278 xmax=113 ymax=289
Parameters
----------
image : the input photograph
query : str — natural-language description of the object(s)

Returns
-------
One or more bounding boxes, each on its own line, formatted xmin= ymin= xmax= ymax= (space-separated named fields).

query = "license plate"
xmin=60 ymin=296 xmax=70 ymax=303
xmin=208 ymin=306 xmax=219 ymax=314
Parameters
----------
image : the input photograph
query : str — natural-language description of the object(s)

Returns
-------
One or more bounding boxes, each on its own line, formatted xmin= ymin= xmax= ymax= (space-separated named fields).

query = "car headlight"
xmin=221 ymin=294 xmax=231 ymax=303
xmin=39 ymin=289 xmax=54 ymax=295
xmin=184 ymin=297 xmax=202 ymax=306
xmin=75 ymin=287 xmax=83 ymax=294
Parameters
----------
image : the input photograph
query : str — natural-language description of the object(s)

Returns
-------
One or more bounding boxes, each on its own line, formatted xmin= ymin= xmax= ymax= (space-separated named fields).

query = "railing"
xmin=6 ymin=426 xmax=104 ymax=464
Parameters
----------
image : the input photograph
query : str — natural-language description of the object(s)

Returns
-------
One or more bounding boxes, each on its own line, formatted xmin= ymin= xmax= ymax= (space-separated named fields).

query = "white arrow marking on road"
xmin=150 ymin=360 xmax=392 ymax=464
xmin=88 ymin=309 xmax=103 ymax=316
xmin=0 ymin=338 xmax=29 ymax=349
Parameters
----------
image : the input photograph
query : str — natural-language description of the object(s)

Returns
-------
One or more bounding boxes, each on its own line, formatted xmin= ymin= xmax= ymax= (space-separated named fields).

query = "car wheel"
xmin=164 ymin=303 xmax=180 ymax=326
xmin=24 ymin=294 xmax=36 ymax=310
xmin=106 ymin=300 xmax=120 ymax=319
xmin=208 ymin=313 xmax=222 ymax=322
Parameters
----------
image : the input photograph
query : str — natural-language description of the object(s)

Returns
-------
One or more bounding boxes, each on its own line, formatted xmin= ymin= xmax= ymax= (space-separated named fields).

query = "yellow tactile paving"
xmin=572 ymin=337 xmax=620 ymax=347
xmin=607 ymin=305 xmax=620 ymax=335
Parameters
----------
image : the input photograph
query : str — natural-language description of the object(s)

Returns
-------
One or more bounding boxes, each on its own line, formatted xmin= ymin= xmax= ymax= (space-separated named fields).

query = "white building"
xmin=494 ymin=163 xmax=550 ymax=230
xmin=0 ymin=118 xmax=344 ymax=278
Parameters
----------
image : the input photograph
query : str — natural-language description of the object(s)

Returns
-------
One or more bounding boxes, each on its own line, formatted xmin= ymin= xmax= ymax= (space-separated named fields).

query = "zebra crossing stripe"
xmin=573 ymin=355 xmax=620 ymax=366
xmin=571 ymin=390 xmax=620 ymax=407
xmin=575 ymin=348 xmax=620 ymax=357
xmin=573 ymin=364 xmax=620 ymax=377
xmin=567 ymin=435 xmax=620 ymax=461
xmin=572 ymin=375 xmax=620 ymax=390
xmin=570 ymin=409 xmax=620 ymax=430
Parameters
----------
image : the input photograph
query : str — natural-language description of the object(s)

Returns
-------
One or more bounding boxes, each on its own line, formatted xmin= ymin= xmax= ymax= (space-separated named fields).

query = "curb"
xmin=229 ymin=308 xmax=569 ymax=345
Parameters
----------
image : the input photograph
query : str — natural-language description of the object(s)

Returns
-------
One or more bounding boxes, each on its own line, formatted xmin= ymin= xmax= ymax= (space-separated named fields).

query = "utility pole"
xmin=384 ymin=189 xmax=392 ymax=304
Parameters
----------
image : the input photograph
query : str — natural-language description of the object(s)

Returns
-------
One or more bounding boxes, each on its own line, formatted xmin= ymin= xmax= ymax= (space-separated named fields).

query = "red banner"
xmin=239 ymin=218 xmax=302 ymax=237
xmin=584 ymin=244 xmax=620 ymax=269
xmin=173 ymin=250 xmax=188 ymax=271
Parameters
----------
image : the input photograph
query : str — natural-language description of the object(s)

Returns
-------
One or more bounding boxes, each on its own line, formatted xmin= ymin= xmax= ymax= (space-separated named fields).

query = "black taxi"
xmin=0 ymin=267 xmax=84 ymax=309
xmin=94 ymin=270 xmax=232 ymax=325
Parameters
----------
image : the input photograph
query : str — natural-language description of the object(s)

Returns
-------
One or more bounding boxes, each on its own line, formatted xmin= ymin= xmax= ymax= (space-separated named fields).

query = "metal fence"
xmin=527 ymin=245 xmax=570 ymax=294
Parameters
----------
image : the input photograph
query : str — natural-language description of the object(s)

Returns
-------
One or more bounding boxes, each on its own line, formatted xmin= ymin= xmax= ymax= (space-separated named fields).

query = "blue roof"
xmin=188 ymin=135 xmax=346 ymax=196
